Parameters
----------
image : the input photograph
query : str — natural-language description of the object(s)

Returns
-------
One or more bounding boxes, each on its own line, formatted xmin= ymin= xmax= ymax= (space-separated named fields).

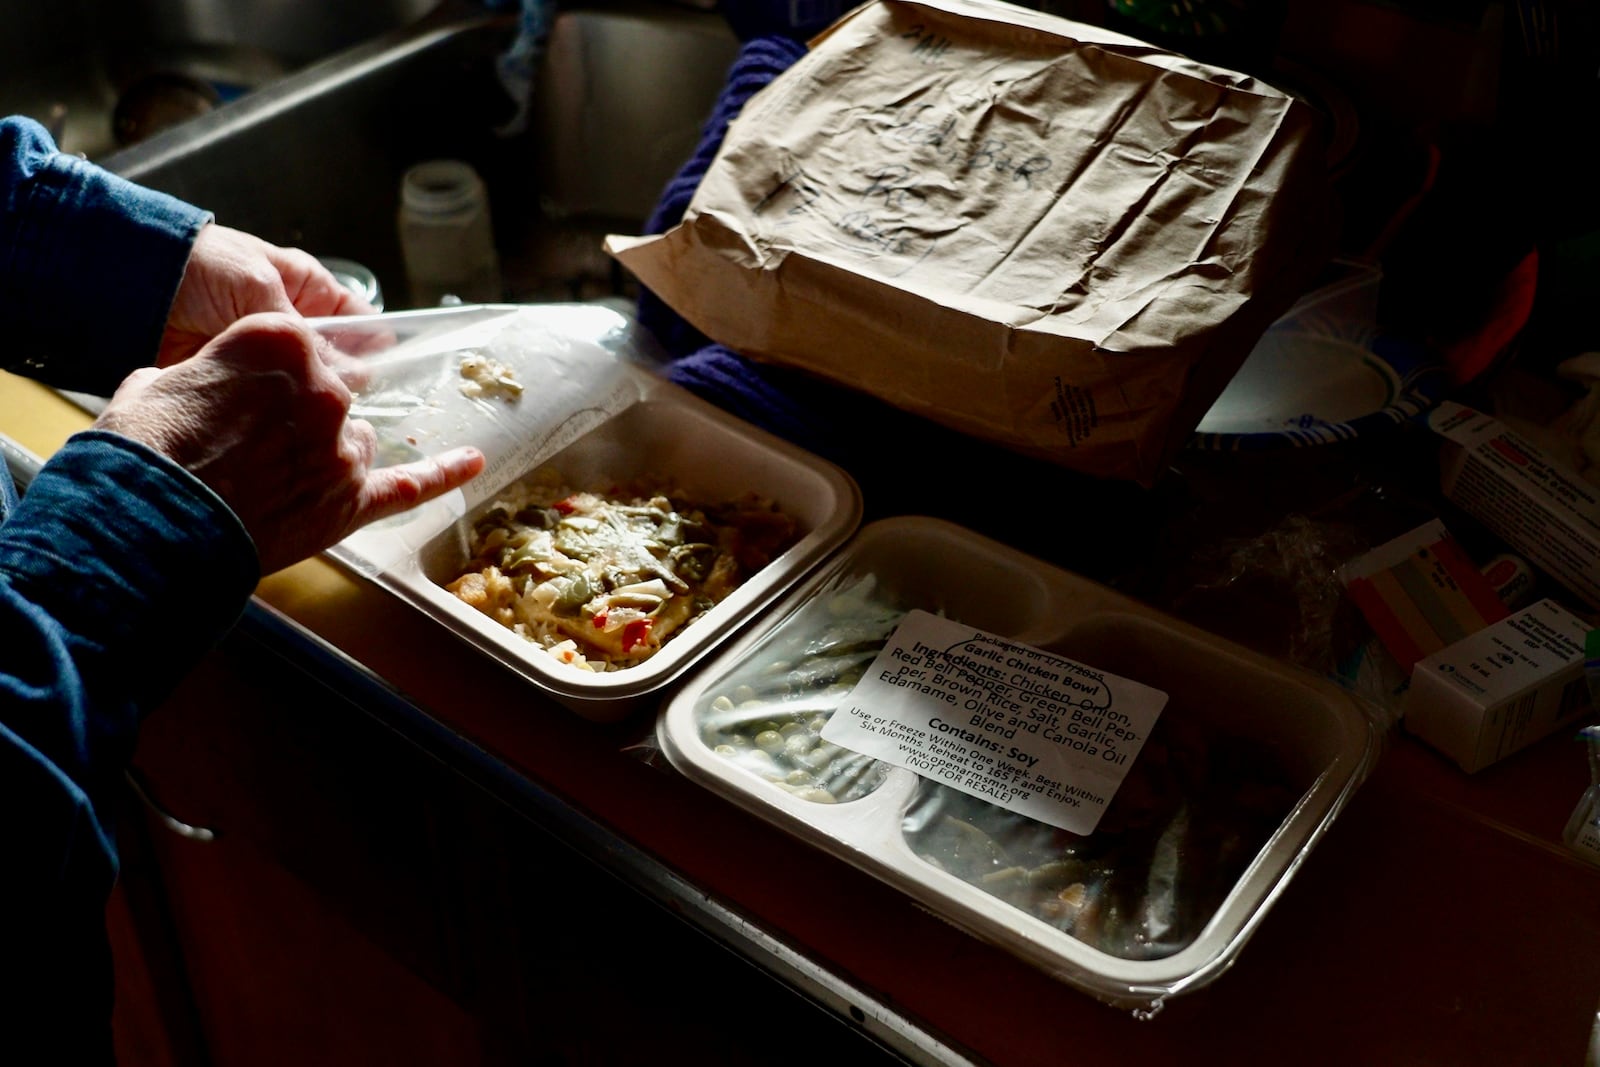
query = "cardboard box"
xmin=1430 ymin=401 xmax=1600 ymax=609
xmin=1337 ymin=518 xmax=1509 ymax=671
xmin=1403 ymin=598 xmax=1595 ymax=773
xmin=607 ymin=0 xmax=1333 ymax=485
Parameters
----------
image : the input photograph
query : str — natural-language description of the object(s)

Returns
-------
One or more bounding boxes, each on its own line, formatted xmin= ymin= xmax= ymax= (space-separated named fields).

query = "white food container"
xmin=314 ymin=302 xmax=863 ymax=721
xmin=656 ymin=516 xmax=1382 ymax=1012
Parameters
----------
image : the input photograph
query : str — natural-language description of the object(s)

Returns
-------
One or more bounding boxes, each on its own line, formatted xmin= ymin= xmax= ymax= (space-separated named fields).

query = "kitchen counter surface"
xmin=4 ymin=372 xmax=1597 ymax=1066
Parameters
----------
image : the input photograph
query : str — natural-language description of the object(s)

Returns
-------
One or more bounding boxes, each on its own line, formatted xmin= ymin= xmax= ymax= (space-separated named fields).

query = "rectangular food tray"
xmin=315 ymin=303 xmax=863 ymax=721
xmin=656 ymin=516 xmax=1381 ymax=1011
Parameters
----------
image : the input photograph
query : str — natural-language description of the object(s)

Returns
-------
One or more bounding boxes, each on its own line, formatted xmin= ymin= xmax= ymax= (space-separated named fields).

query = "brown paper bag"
xmin=606 ymin=0 xmax=1333 ymax=485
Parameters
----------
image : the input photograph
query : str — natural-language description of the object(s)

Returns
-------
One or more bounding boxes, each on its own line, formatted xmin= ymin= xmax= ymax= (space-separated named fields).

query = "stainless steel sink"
xmin=1 ymin=0 xmax=439 ymax=158
xmin=6 ymin=0 xmax=739 ymax=310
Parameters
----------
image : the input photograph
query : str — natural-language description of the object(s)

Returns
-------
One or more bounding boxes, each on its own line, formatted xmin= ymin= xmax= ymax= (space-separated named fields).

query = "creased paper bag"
xmin=606 ymin=0 xmax=1333 ymax=485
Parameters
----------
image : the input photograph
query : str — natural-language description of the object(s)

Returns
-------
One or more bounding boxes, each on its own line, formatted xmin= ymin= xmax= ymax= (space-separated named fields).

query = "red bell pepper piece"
xmin=621 ymin=618 xmax=653 ymax=652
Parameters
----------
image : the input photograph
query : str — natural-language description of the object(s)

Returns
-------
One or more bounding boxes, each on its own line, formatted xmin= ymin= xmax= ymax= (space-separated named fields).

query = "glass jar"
xmin=397 ymin=159 xmax=502 ymax=308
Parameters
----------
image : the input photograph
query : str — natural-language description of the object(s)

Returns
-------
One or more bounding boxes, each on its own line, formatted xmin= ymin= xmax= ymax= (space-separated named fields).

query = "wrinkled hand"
xmin=157 ymin=224 xmax=376 ymax=368
xmin=96 ymin=313 xmax=484 ymax=575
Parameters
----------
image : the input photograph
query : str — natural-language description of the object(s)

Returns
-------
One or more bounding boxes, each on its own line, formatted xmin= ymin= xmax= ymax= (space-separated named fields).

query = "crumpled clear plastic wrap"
xmin=1140 ymin=507 xmax=1411 ymax=730
xmin=314 ymin=302 xmax=659 ymax=575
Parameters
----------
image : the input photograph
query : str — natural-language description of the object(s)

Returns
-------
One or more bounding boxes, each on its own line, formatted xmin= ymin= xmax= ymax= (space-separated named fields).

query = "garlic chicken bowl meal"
xmin=441 ymin=470 xmax=802 ymax=674
xmin=317 ymin=303 xmax=863 ymax=721
xmin=657 ymin=517 xmax=1382 ymax=1010
xmin=406 ymin=377 xmax=864 ymax=720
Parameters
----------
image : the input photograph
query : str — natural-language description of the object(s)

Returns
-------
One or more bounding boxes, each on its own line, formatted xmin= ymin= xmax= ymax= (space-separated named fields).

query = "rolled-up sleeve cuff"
xmin=0 ymin=431 xmax=258 ymax=673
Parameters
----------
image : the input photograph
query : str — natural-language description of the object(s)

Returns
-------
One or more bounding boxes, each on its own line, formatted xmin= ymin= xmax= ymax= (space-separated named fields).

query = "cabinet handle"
xmin=124 ymin=768 xmax=217 ymax=843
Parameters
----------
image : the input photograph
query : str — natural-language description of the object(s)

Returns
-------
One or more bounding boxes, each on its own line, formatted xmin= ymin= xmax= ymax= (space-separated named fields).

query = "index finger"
xmin=350 ymin=445 xmax=486 ymax=529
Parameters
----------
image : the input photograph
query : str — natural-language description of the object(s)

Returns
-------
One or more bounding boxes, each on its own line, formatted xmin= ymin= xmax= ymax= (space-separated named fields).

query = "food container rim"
xmin=315 ymin=302 xmax=866 ymax=720
xmin=654 ymin=514 xmax=1383 ymax=1009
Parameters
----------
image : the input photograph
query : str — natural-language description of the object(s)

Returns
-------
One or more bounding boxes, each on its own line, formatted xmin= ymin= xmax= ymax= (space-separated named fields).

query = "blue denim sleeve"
xmin=0 ymin=115 xmax=212 ymax=394
xmin=0 ymin=431 xmax=257 ymax=1035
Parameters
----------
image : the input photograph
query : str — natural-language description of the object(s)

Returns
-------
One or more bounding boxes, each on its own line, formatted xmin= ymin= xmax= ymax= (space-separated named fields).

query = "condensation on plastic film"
xmin=312 ymin=303 xmax=657 ymax=574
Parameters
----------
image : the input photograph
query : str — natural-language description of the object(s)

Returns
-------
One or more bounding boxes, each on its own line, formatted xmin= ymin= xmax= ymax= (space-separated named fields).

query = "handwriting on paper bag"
xmin=751 ymin=27 xmax=1057 ymax=275
xmin=898 ymin=23 xmax=953 ymax=62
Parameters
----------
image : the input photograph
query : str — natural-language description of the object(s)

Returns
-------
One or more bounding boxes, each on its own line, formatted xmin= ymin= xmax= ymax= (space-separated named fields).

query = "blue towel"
xmin=636 ymin=35 xmax=805 ymax=362
xmin=636 ymin=36 xmax=889 ymax=465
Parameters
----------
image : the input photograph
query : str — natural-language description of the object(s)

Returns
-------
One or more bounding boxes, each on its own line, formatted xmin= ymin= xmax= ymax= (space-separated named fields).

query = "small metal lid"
xmin=316 ymin=256 xmax=384 ymax=311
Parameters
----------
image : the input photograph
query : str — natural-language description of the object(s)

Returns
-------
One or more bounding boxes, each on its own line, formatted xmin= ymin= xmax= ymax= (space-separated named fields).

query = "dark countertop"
xmin=4 ymin=368 xmax=1597 ymax=1067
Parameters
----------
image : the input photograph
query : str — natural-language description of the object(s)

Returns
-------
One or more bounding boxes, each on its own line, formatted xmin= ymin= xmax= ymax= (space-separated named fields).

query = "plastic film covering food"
xmin=657 ymin=517 xmax=1382 ymax=1012
xmin=313 ymin=303 xmax=863 ymax=719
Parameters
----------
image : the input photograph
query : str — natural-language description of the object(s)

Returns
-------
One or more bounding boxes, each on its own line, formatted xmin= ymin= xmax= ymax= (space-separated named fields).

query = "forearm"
xmin=0 ymin=432 xmax=257 ymax=883
xmin=0 ymin=116 xmax=210 ymax=393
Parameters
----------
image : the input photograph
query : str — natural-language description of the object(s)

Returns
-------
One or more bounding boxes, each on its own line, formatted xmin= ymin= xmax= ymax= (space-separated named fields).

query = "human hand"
xmin=157 ymin=224 xmax=376 ymax=368
xmin=96 ymin=312 xmax=485 ymax=574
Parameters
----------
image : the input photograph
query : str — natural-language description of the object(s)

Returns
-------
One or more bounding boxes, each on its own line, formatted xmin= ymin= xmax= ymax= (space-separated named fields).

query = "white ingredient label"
xmin=820 ymin=610 xmax=1167 ymax=835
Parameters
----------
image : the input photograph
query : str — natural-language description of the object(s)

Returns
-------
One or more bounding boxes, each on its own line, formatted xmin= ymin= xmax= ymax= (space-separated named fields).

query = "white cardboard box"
xmin=1403 ymin=598 xmax=1594 ymax=773
xmin=1429 ymin=401 xmax=1600 ymax=609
